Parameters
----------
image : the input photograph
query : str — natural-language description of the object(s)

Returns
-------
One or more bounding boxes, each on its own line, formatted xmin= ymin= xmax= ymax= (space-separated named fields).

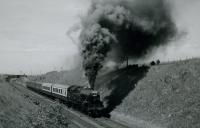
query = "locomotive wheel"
xmin=80 ymin=105 xmax=85 ymax=112
xmin=81 ymin=103 xmax=87 ymax=113
xmin=67 ymin=102 xmax=72 ymax=108
xmin=88 ymin=111 xmax=92 ymax=117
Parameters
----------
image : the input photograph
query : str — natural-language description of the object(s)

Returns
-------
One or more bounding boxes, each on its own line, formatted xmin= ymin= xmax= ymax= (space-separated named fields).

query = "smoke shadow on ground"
xmin=101 ymin=65 xmax=150 ymax=117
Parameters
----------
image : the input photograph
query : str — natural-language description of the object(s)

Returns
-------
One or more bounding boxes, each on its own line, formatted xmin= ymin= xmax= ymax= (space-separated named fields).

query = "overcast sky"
xmin=0 ymin=0 xmax=200 ymax=74
xmin=147 ymin=0 xmax=200 ymax=62
xmin=0 ymin=0 xmax=90 ymax=74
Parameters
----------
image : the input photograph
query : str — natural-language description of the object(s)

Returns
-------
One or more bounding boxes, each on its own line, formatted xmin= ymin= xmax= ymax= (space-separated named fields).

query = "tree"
xmin=150 ymin=61 xmax=156 ymax=66
xmin=156 ymin=59 xmax=160 ymax=65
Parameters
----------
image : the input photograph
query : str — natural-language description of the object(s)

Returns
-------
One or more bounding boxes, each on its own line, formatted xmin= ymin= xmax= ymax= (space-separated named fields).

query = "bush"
xmin=150 ymin=61 xmax=156 ymax=66
xmin=156 ymin=59 xmax=160 ymax=65
xmin=28 ymin=104 xmax=69 ymax=128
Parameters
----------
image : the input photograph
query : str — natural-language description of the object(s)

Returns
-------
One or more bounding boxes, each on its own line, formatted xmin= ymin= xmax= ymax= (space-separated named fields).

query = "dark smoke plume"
xmin=80 ymin=0 xmax=176 ymax=89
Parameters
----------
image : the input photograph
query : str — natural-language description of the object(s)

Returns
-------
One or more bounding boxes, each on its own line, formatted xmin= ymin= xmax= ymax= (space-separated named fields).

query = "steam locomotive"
xmin=26 ymin=81 xmax=104 ymax=117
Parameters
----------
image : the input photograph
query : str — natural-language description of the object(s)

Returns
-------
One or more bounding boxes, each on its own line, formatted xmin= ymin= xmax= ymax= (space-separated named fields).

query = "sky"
xmin=146 ymin=0 xmax=200 ymax=62
xmin=0 ymin=0 xmax=200 ymax=74
xmin=0 ymin=0 xmax=90 ymax=74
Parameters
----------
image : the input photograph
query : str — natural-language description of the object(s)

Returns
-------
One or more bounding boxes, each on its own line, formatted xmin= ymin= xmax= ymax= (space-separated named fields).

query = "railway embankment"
xmin=96 ymin=58 xmax=200 ymax=128
xmin=0 ymin=80 xmax=70 ymax=128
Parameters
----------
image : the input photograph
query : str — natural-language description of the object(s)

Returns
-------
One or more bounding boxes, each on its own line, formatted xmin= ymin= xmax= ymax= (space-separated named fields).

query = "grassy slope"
xmin=29 ymin=67 xmax=87 ymax=86
xmin=96 ymin=59 xmax=200 ymax=128
xmin=0 ymin=79 xmax=70 ymax=128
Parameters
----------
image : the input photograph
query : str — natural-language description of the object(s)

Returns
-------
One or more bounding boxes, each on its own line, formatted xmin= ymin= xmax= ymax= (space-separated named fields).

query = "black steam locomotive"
xmin=26 ymin=81 xmax=104 ymax=117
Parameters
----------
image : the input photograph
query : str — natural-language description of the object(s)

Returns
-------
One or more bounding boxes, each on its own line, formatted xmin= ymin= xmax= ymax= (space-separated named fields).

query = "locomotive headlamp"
xmin=91 ymin=91 xmax=98 ymax=96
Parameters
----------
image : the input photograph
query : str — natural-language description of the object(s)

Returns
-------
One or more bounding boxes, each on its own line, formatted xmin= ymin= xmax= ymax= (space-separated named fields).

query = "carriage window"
xmin=53 ymin=88 xmax=64 ymax=94
xmin=53 ymin=88 xmax=59 ymax=92
xmin=43 ymin=86 xmax=50 ymax=90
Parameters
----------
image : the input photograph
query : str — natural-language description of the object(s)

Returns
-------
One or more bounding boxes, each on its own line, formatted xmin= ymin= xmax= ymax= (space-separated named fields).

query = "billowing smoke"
xmin=80 ymin=0 xmax=177 ymax=89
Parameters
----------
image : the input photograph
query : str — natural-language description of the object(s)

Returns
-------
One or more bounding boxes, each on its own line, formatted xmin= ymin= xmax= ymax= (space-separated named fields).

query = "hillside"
xmin=96 ymin=58 xmax=200 ymax=128
xmin=0 ymin=78 xmax=71 ymax=128
xmin=29 ymin=66 xmax=87 ymax=86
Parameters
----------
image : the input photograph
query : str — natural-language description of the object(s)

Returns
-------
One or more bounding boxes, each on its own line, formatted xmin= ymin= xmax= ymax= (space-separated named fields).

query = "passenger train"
xmin=26 ymin=81 xmax=104 ymax=117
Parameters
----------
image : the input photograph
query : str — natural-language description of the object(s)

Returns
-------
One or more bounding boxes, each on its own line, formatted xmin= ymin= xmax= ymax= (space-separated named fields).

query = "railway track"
xmin=66 ymin=106 xmax=131 ymax=128
xmin=10 ymin=81 xmax=132 ymax=128
xmin=95 ymin=118 xmax=131 ymax=128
